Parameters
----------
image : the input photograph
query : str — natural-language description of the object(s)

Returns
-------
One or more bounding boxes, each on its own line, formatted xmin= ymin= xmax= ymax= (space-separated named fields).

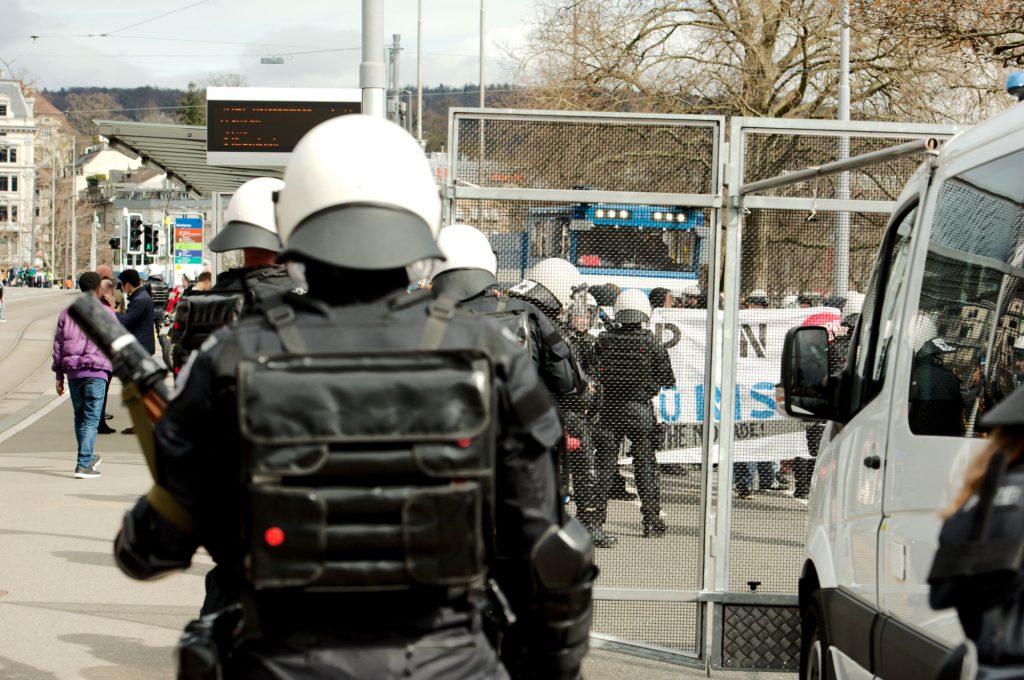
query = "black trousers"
xmin=597 ymin=402 xmax=661 ymax=521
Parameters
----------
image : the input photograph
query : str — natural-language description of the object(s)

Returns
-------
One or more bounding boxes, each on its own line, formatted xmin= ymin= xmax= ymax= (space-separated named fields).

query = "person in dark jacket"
xmin=929 ymin=386 xmax=1024 ymax=677
xmin=117 ymin=269 xmax=155 ymax=435
xmin=117 ymin=269 xmax=155 ymax=355
xmin=909 ymin=317 xmax=964 ymax=437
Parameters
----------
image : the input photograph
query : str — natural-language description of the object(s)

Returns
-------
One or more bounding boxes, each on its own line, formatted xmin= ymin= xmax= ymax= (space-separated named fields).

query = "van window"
xmin=847 ymin=205 xmax=917 ymax=415
xmin=908 ymin=148 xmax=1024 ymax=438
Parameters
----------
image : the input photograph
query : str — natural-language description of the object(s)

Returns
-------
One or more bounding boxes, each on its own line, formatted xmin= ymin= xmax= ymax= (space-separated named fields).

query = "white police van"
xmin=782 ymin=80 xmax=1024 ymax=679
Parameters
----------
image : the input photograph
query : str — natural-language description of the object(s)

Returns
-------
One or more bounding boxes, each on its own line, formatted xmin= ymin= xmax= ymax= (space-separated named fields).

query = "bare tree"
xmin=509 ymin=0 xmax=1012 ymax=123
xmin=853 ymin=0 xmax=1024 ymax=67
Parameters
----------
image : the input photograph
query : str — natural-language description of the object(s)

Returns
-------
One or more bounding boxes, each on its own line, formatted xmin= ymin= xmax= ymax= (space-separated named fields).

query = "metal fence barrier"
xmin=444 ymin=108 xmax=961 ymax=670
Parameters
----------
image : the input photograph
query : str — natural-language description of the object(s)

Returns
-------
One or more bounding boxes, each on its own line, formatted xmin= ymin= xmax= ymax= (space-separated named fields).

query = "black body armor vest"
xmin=170 ymin=292 xmax=245 ymax=358
xmin=478 ymin=296 xmax=532 ymax=355
xmin=596 ymin=327 xmax=658 ymax=403
xmin=237 ymin=347 xmax=496 ymax=593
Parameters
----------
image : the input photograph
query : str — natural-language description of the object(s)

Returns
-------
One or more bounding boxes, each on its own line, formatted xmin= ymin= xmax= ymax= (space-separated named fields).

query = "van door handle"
xmin=863 ymin=455 xmax=881 ymax=470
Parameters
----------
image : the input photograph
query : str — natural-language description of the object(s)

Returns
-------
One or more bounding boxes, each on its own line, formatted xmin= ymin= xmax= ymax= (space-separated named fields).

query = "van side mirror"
xmin=782 ymin=326 xmax=836 ymax=421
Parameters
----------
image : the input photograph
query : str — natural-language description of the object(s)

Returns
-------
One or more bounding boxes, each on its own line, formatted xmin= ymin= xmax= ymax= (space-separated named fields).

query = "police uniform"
xmin=169 ymin=176 xmax=301 ymax=374
xmin=558 ymin=317 xmax=616 ymax=547
xmin=929 ymin=386 xmax=1024 ymax=673
xmin=431 ymin=269 xmax=579 ymax=397
xmin=594 ymin=292 xmax=676 ymax=537
xmin=114 ymin=117 xmax=595 ymax=680
xmin=909 ymin=341 xmax=965 ymax=437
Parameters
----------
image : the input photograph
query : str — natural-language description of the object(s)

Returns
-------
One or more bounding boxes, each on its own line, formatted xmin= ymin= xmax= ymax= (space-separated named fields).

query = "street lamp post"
xmin=70 ymin=135 xmax=76 ymax=279
xmin=90 ymin=211 xmax=99 ymax=273
xmin=833 ymin=0 xmax=852 ymax=298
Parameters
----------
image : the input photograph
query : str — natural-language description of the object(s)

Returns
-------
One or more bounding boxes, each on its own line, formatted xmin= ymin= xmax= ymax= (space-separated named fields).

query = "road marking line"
xmin=0 ymin=394 xmax=67 ymax=444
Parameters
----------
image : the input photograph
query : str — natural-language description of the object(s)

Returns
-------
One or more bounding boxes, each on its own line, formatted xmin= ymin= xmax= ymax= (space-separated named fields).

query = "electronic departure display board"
xmin=206 ymin=87 xmax=361 ymax=167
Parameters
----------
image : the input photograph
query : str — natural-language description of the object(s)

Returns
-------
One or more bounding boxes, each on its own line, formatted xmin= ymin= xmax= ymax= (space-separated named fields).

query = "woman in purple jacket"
xmin=52 ymin=272 xmax=116 ymax=478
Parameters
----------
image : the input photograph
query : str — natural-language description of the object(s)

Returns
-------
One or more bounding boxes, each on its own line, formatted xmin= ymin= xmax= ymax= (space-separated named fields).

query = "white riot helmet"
xmin=209 ymin=177 xmax=285 ymax=253
xmin=614 ymin=289 xmax=653 ymax=325
xmin=747 ymin=288 xmax=769 ymax=306
xmin=510 ymin=258 xmax=582 ymax=314
xmin=913 ymin=314 xmax=956 ymax=356
xmin=431 ymin=224 xmax=497 ymax=278
xmin=275 ymin=115 xmax=442 ymax=272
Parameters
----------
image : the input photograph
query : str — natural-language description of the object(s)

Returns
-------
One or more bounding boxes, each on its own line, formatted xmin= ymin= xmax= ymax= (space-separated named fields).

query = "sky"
xmin=0 ymin=0 xmax=537 ymax=90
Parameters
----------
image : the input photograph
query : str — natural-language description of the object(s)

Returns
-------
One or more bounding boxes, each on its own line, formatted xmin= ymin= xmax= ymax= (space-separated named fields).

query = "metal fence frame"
xmin=447 ymin=107 xmax=727 ymax=666
xmin=444 ymin=109 xmax=965 ymax=670
xmin=711 ymin=117 xmax=963 ymax=669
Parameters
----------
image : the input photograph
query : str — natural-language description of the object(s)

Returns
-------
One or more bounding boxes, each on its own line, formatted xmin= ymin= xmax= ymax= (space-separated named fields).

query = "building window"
xmin=0 ymin=147 xmax=15 ymax=163
xmin=0 ymin=104 xmax=7 ymax=117
xmin=0 ymin=206 xmax=7 ymax=222
xmin=0 ymin=176 xmax=16 ymax=191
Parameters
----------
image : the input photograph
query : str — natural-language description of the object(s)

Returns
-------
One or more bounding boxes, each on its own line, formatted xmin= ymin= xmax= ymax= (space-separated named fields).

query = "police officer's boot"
xmin=585 ymin=522 xmax=618 ymax=548
xmin=642 ymin=516 xmax=667 ymax=538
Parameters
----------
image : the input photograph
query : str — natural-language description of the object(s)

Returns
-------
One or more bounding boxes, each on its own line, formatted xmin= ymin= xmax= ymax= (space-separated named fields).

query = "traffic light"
xmin=151 ymin=228 xmax=161 ymax=255
xmin=127 ymin=217 xmax=144 ymax=254
xmin=108 ymin=236 xmax=121 ymax=250
xmin=143 ymin=225 xmax=155 ymax=254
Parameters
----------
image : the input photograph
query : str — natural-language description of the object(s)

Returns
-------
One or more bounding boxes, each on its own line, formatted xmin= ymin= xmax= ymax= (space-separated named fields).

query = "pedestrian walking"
xmin=52 ymin=272 xmax=115 ymax=479
xmin=0 ymin=280 xmax=5 ymax=322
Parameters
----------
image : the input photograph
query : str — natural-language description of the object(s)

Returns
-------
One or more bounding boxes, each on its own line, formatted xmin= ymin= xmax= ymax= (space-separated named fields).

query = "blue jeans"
xmin=68 ymin=377 xmax=106 ymax=468
xmin=734 ymin=462 xmax=778 ymax=492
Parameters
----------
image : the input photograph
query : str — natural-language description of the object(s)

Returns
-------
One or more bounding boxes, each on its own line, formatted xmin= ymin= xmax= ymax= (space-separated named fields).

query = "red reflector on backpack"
xmin=456 ymin=438 xmax=472 ymax=448
xmin=173 ymin=322 xmax=179 ymax=330
xmin=264 ymin=527 xmax=285 ymax=547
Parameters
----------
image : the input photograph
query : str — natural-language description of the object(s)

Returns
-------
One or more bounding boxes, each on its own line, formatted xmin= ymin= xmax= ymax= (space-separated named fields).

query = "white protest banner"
xmin=645 ymin=306 xmax=843 ymax=464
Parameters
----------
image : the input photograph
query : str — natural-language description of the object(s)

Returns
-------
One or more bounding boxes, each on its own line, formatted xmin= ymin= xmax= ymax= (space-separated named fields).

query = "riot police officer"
xmin=114 ymin=116 xmax=595 ymax=680
xmin=168 ymin=177 xmax=301 ymax=373
xmin=430 ymin=225 xmax=579 ymax=397
xmin=595 ymin=289 xmax=677 ymax=537
xmin=559 ymin=289 xmax=617 ymax=547
xmin=909 ymin=316 xmax=964 ymax=437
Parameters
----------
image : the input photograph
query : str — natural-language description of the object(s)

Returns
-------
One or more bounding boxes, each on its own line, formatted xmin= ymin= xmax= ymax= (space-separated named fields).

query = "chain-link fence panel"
xmin=459 ymin=195 xmax=710 ymax=600
xmin=448 ymin=109 xmax=725 ymax=663
xmin=712 ymin=118 xmax=961 ymax=669
xmin=726 ymin=208 xmax=887 ymax=594
xmin=451 ymin=114 xmax=718 ymax=194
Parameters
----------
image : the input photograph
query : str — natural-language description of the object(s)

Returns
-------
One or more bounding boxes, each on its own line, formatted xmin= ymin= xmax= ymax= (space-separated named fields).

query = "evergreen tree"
xmin=176 ymin=82 xmax=205 ymax=125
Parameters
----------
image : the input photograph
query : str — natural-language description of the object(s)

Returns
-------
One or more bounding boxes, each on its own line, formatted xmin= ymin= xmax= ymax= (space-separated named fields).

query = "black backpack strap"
xmin=419 ymin=295 xmax=457 ymax=350
xmin=262 ymin=297 xmax=307 ymax=354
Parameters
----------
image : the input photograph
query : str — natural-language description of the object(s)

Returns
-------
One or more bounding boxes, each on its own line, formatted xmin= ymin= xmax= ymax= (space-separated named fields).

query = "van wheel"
xmin=801 ymin=592 xmax=829 ymax=680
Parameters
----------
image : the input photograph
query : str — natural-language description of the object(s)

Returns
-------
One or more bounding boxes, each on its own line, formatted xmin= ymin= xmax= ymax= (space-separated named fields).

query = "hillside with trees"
xmin=41 ymin=81 xmax=514 ymax=150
